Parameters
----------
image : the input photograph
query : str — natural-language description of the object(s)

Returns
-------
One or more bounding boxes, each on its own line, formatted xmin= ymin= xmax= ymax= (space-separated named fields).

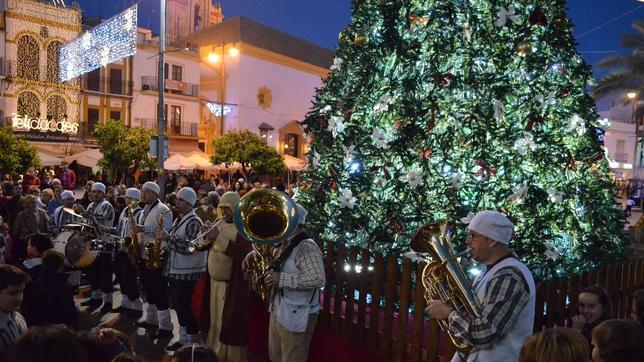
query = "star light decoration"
xmin=59 ymin=4 xmax=137 ymax=81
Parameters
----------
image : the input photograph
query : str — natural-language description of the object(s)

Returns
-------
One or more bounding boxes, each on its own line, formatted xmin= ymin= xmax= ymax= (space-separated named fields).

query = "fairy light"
xmin=59 ymin=4 xmax=137 ymax=81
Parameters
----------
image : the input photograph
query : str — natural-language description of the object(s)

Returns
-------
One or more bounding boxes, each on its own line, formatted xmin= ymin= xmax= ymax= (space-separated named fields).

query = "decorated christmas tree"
xmin=297 ymin=0 xmax=627 ymax=279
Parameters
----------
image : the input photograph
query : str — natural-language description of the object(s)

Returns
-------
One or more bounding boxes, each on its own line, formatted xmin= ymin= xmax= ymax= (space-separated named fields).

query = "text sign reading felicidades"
xmin=12 ymin=114 xmax=80 ymax=142
xmin=59 ymin=4 xmax=137 ymax=81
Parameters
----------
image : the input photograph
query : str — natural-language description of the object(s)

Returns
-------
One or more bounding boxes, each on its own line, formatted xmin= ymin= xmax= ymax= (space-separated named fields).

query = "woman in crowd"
xmin=591 ymin=319 xmax=644 ymax=362
xmin=572 ymin=285 xmax=612 ymax=344
xmin=520 ymin=327 xmax=589 ymax=362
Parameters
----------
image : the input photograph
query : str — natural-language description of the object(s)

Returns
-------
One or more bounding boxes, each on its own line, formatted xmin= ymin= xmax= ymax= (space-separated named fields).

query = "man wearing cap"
xmin=56 ymin=161 xmax=76 ymax=191
xmin=133 ymin=181 xmax=174 ymax=339
xmin=243 ymin=203 xmax=325 ymax=362
xmin=112 ymin=187 xmax=144 ymax=319
xmin=75 ymin=182 xmax=116 ymax=313
xmin=201 ymin=191 xmax=252 ymax=361
xmin=51 ymin=190 xmax=80 ymax=233
xmin=426 ymin=210 xmax=535 ymax=361
xmin=155 ymin=186 xmax=207 ymax=351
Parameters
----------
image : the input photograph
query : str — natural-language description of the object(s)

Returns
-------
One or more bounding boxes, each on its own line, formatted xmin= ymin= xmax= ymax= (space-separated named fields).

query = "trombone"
xmin=187 ymin=218 xmax=223 ymax=253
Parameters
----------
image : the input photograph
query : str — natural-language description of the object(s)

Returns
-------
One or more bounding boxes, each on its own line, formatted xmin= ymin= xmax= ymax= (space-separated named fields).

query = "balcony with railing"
xmin=6 ymin=60 xmax=80 ymax=87
xmin=137 ymin=118 xmax=198 ymax=137
xmin=82 ymin=75 xmax=133 ymax=96
xmin=141 ymin=76 xmax=199 ymax=98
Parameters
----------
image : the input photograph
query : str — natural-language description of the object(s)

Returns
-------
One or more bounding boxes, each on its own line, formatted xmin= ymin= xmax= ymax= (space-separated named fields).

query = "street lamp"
xmin=157 ymin=0 xmax=167 ymax=199
xmin=207 ymin=43 xmax=238 ymax=136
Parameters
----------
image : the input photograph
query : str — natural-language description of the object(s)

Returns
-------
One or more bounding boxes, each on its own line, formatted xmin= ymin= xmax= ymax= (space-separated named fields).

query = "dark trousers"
xmin=113 ymin=251 xmax=140 ymax=301
xmin=89 ymin=253 xmax=113 ymax=294
xmin=139 ymin=261 xmax=169 ymax=310
xmin=168 ymin=278 xmax=199 ymax=334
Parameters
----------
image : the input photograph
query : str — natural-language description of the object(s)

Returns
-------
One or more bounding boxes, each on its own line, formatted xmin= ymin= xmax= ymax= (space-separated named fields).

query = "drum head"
xmin=53 ymin=231 xmax=75 ymax=255
xmin=64 ymin=232 xmax=97 ymax=268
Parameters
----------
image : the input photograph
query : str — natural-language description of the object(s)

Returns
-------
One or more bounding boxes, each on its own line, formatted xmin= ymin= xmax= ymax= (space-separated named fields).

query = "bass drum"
xmin=53 ymin=230 xmax=97 ymax=268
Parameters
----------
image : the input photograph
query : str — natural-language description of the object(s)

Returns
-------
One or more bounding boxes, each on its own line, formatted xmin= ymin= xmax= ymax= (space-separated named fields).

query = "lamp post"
xmin=207 ymin=42 xmax=238 ymax=137
xmin=157 ymin=0 xmax=167 ymax=199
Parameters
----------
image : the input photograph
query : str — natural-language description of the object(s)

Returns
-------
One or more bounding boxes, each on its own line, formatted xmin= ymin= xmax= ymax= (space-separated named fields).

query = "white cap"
xmin=61 ymin=190 xmax=75 ymax=200
xmin=238 ymin=178 xmax=244 ymax=183
xmin=142 ymin=181 xmax=160 ymax=195
xmin=177 ymin=187 xmax=197 ymax=206
xmin=125 ymin=187 xmax=141 ymax=200
xmin=295 ymin=203 xmax=307 ymax=225
xmin=467 ymin=210 xmax=514 ymax=245
xmin=219 ymin=192 xmax=240 ymax=210
xmin=91 ymin=182 xmax=106 ymax=193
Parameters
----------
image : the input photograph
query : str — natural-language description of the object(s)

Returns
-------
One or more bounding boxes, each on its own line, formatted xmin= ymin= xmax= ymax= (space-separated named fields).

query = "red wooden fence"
xmin=314 ymin=239 xmax=644 ymax=362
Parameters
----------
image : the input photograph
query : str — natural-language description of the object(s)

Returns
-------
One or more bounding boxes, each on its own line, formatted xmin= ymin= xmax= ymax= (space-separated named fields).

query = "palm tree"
xmin=592 ymin=19 xmax=644 ymax=120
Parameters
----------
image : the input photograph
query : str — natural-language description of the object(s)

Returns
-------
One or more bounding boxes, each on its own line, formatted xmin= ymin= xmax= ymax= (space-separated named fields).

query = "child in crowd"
xmin=7 ymin=324 xmax=88 ymax=362
xmin=0 ymin=265 xmax=28 ymax=358
xmin=519 ymin=327 xmax=589 ymax=362
xmin=20 ymin=233 xmax=53 ymax=281
xmin=22 ymin=249 xmax=78 ymax=329
xmin=572 ymin=285 xmax=612 ymax=344
xmin=591 ymin=319 xmax=644 ymax=362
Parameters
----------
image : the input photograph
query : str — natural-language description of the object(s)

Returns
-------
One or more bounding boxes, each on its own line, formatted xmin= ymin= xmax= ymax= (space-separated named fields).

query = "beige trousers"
xmin=206 ymin=280 xmax=247 ymax=362
xmin=268 ymin=312 xmax=318 ymax=362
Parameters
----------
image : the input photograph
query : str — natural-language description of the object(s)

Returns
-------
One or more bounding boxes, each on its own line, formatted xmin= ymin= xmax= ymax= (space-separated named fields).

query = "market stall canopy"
xmin=164 ymin=153 xmax=198 ymax=171
xmin=65 ymin=148 xmax=102 ymax=168
xmin=282 ymin=154 xmax=307 ymax=172
xmin=37 ymin=150 xmax=64 ymax=167
xmin=185 ymin=151 xmax=218 ymax=171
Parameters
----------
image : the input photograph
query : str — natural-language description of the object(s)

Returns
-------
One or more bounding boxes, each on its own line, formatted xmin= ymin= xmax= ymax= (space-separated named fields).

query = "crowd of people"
xmin=0 ymin=161 xmax=323 ymax=362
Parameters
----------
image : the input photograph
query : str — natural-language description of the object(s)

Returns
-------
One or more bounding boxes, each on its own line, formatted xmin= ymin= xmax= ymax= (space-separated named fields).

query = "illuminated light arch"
xmin=17 ymin=91 xmax=41 ymax=118
xmin=46 ymin=95 xmax=67 ymax=121
xmin=47 ymin=40 xmax=62 ymax=82
xmin=17 ymin=35 xmax=40 ymax=80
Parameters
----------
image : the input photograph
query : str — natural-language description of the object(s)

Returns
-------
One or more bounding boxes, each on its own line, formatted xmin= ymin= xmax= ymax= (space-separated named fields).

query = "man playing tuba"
xmin=425 ymin=211 xmax=536 ymax=361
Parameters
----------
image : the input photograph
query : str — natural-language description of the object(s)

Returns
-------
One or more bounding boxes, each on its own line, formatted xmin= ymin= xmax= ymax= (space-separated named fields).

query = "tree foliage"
xmin=298 ymin=0 xmax=626 ymax=279
xmin=211 ymin=130 xmax=286 ymax=178
xmin=0 ymin=127 xmax=40 ymax=174
xmin=94 ymin=120 xmax=156 ymax=183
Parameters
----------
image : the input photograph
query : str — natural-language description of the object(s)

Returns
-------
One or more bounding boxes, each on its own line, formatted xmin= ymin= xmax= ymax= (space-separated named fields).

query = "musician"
xmin=426 ymin=210 xmax=536 ymax=361
xmin=244 ymin=203 xmax=325 ymax=362
xmin=75 ymin=182 xmax=116 ymax=314
xmin=51 ymin=191 xmax=80 ymax=233
xmin=133 ymin=181 xmax=173 ymax=339
xmin=204 ymin=191 xmax=252 ymax=361
xmin=112 ymin=188 xmax=144 ymax=319
xmin=156 ymin=187 xmax=207 ymax=352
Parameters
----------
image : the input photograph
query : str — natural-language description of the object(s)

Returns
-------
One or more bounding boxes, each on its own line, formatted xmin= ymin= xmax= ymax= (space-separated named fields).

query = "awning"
xmin=37 ymin=150 xmax=65 ymax=166
xmin=65 ymin=148 xmax=102 ymax=168
xmin=283 ymin=154 xmax=307 ymax=172
xmin=164 ymin=153 xmax=198 ymax=170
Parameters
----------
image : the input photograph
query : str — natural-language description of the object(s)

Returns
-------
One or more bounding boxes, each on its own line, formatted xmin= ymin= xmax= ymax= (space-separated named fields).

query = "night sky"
xmin=75 ymin=0 xmax=642 ymax=79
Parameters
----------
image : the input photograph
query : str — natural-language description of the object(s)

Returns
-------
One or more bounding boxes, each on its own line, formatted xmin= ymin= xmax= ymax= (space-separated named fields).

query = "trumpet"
xmin=187 ymin=218 xmax=223 ymax=253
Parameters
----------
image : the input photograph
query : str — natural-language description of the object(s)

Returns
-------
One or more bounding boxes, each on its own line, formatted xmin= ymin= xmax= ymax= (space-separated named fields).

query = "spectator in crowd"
xmin=56 ymin=161 xmax=76 ymax=191
xmin=1 ymin=182 xmax=24 ymax=230
xmin=47 ymin=185 xmax=64 ymax=217
xmin=172 ymin=344 xmax=219 ymax=362
xmin=591 ymin=319 xmax=644 ymax=362
xmin=632 ymin=289 xmax=644 ymax=326
xmin=26 ymin=186 xmax=46 ymax=209
xmin=196 ymin=192 xmax=217 ymax=224
xmin=0 ymin=265 xmax=28 ymax=358
xmin=112 ymin=352 xmax=146 ymax=362
xmin=80 ymin=327 xmax=133 ymax=362
xmin=20 ymin=233 xmax=52 ymax=281
xmin=214 ymin=185 xmax=226 ymax=197
xmin=625 ymin=198 xmax=636 ymax=216
xmin=12 ymin=195 xmax=49 ymax=263
xmin=79 ymin=181 xmax=94 ymax=208
xmin=22 ymin=249 xmax=78 ymax=329
xmin=40 ymin=188 xmax=54 ymax=210
xmin=0 ymin=222 xmax=10 ymax=264
xmin=7 ymin=324 xmax=88 ymax=362
xmin=39 ymin=170 xmax=53 ymax=190
xmin=572 ymin=285 xmax=612 ymax=344
xmin=519 ymin=327 xmax=589 ymax=362
xmin=21 ymin=167 xmax=40 ymax=195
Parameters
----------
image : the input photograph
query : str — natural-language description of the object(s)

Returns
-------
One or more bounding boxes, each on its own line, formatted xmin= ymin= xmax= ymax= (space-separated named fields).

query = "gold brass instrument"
xmin=122 ymin=201 xmax=140 ymax=268
xmin=146 ymin=210 xmax=169 ymax=270
xmin=411 ymin=220 xmax=482 ymax=352
xmin=187 ymin=218 xmax=223 ymax=253
xmin=234 ymin=188 xmax=299 ymax=301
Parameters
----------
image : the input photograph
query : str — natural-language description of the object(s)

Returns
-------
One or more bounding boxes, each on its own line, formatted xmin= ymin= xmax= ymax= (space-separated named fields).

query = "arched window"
xmin=17 ymin=91 xmax=40 ymax=118
xmin=47 ymin=41 xmax=62 ymax=82
xmin=17 ymin=35 xmax=40 ymax=80
xmin=47 ymin=95 xmax=67 ymax=121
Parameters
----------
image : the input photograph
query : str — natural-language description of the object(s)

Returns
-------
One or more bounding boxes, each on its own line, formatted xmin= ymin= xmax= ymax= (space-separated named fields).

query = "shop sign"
xmin=11 ymin=113 xmax=79 ymax=134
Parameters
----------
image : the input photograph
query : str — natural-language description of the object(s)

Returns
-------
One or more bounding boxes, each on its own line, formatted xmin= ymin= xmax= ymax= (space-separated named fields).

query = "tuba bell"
xmin=234 ymin=188 xmax=299 ymax=301
xmin=411 ymin=220 xmax=482 ymax=352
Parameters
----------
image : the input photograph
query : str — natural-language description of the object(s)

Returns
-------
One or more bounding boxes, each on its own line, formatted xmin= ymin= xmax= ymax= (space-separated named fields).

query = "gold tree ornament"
xmin=516 ymin=41 xmax=533 ymax=57
xmin=257 ymin=86 xmax=273 ymax=109
xmin=354 ymin=34 xmax=367 ymax=46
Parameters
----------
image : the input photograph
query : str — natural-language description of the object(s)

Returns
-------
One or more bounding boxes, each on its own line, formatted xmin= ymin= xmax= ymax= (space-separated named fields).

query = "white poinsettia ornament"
xmin=495 ymin=5 xmax=519 ymax=27
xmin=330 ymin=57 xmax=343 ymax=71
xmin=546 ymin=188 xmax=563 ymax=204
xmin=338 ymin=189 xmax=357 ymax=209
xmin=493 ymin=99 xmax=505 ymax=122
xmin=460 ymin=212 xmax=475 ymax=224
xmin=509 ymin=186 xmax=528 ymax=204
xmin=341 ymin=144 xmax=356 ymax=163
xmin=311 ymin=151 xmax=321 ymax=168
xmin=373 ymin=93 xmax=392 ymax=112
xmin=568 ymin=114 xmax=586 ymax=136
xmin=406 ymin=169 xmax=423 ymax=189
xmin=534 ymin=92 xmax=556 ymax=109
xmin=544 ymin=240 xmax=561 ymax=261
xmin=327 ymin=115 xmax=345 ymax=138
xmin=319 ymin=105 xmax=332 ymax=115
xmin=513 ymin=132 xmax=538 ymax=155
xmin=370 ymin=127 xmax=390 ymax=149
xmin=450 ymin=172 xmax=463 ymax=189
